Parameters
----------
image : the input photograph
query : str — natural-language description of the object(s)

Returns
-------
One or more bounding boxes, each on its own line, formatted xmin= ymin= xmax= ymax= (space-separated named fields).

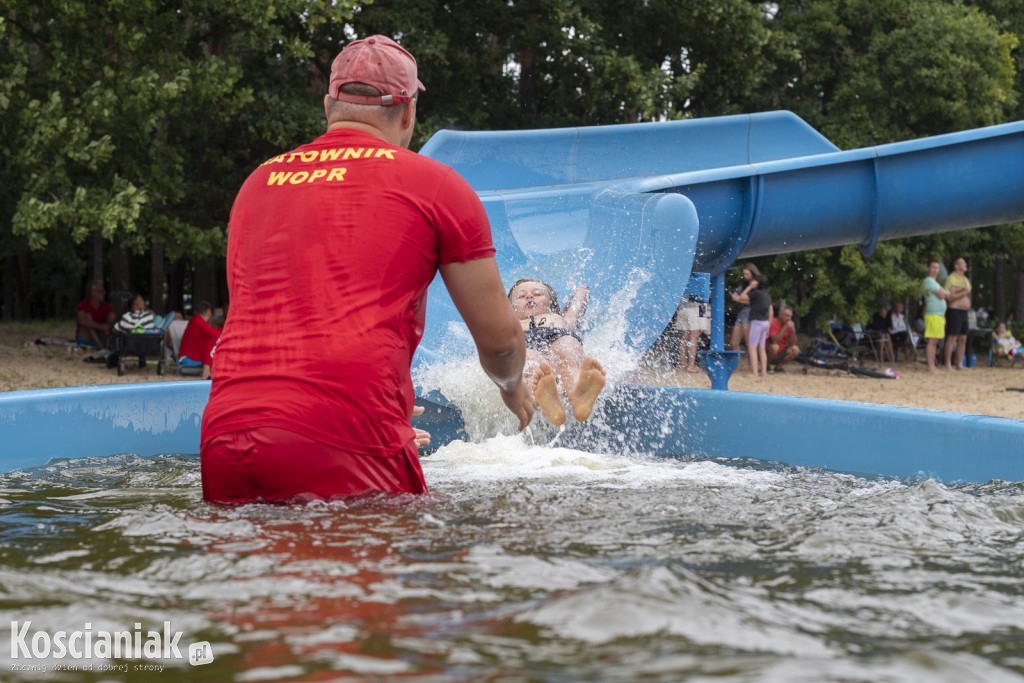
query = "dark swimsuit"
xmin=524 ymin=316 xmax=583 ymax=352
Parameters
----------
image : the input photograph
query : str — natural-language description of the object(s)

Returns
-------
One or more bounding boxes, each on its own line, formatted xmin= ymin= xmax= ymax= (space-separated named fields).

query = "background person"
xmin=943 ymin=257 xmax=972 ymax=370
xmin=866 ymin=305 xmax=895 ymax=363
xmin=113 ymin=293 xmax=155 ymax=334
xmin=179 ymin=302 xmax=221 ymax=380
xmin=200 ymin=35 xmax=532 ymax=505
xmin=737 ymin=273 xmax=772 ymax=377
xmin=922 ymin=260 xmax=949 ymax=373
xmin=766 ymin=304 xmax=800 ymax=371
xmin=675 ymin=294 xmax=709 ymax=374
xmin=76 ymin=280 xmax=115 ymax=352
xmin=728 ymin=263 xmax=760 ymax=352
xmin=993 ymin=321 xmax=1022 ymax=361
xmin=888 ymin=301 xmax=916 ymax=362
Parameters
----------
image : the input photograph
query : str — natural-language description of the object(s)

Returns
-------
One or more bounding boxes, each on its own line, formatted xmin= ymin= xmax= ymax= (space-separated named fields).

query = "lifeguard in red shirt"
xmin=200 ymin=35 xmax=533 ymax=504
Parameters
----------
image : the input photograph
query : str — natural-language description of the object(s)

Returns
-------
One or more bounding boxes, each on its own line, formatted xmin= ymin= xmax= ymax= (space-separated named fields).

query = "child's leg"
xmin=546 ymin=336 xmax=605 ymax=422
xmin=568 ymin=358 xmax=606 ymax=421
xmin=531 ymin=362 xmax=566 ymax=426
xmin=758 ymin=344 xmax=768 ymax=376
xmin=747 ymin=328 xmax=758 ymax=375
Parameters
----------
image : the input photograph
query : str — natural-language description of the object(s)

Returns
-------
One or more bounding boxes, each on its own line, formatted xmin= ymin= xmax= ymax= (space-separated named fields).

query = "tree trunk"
xmin=1015 ymin=271 xmax=1024 ymax=324
xmin=168 ymin=259 xmax=186 ymax=314
xmin=92 ymin=232 xmax=104 ymax=286
xmin=150 ymin=239 xmax=165 ymax=315
xmin=17 ymin=252 xmax=30 ymax=319
xmin=993 ymin=255 xmax=1006 ymax=321
xmin=519 ymin=49 xmax=535 ymax=118
xmin=3 ymin=250 xmax=14 ymax=321
xmin=192 ymin=259 xmax=217 ymax=311
xmin=109 ymin=245 xmax=132 ymax=314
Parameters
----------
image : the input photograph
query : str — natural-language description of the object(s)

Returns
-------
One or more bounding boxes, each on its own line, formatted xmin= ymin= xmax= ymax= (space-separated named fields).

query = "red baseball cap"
xmin=328 ymin=35 xmax=425 ymax=106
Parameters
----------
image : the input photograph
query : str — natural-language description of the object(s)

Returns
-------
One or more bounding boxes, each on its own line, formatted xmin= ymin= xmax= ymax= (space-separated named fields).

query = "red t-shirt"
xmin=179 ymin=315 xmax=220 ymax=365
xmin=769 ymin=318 xmax=793 ymax=349
xmin=201 ymin=129 xmax=495 ymax=458
xmin=76 ymin=300 xmax=114 ymax=335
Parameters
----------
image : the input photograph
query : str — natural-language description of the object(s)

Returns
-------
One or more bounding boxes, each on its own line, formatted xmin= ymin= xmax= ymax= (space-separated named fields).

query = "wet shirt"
xmin=202 ymin=128 xmax=495 ymax=458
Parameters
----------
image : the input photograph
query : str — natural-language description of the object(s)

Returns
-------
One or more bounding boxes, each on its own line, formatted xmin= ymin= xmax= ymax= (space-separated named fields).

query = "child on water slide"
xmin=507 ymin=279 xmax=606 ymax=426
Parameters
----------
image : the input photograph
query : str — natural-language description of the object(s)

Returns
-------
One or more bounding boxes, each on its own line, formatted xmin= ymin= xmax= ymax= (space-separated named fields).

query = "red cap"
xmin=328 ymin=35 xmax=425 ymax=106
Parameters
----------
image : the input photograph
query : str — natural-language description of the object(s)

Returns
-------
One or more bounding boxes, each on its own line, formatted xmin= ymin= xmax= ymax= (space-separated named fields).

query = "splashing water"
xmin=414 ymin=268 xmax=658 ymax=441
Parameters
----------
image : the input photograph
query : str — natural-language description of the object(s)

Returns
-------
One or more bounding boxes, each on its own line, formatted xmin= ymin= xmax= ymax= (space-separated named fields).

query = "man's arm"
xmin=946 ymin=286 xmax=968 ymax=302
xmin=440 ymin=257 xmax=533 ymax=430
xmin=927 ymin=280 xmax=949 ymax=300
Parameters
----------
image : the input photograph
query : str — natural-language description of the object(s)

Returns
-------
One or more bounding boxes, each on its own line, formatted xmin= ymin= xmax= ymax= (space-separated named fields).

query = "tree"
xmin=750 ymin=0 xmax=1019 ymax=328
xmin=1 ymin=0 xmax=357 ymax=318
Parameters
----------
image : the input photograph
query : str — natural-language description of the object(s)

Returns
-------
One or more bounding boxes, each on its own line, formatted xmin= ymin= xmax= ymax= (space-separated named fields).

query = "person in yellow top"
xmin=943 ymin=257 xmax=972 ymax=370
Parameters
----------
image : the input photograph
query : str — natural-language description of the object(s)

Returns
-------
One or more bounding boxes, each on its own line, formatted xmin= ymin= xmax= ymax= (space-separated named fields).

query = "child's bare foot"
xmin=532 ymin=363 xmax=566 ymax=426
xmin=568 ymin=357 xmax=606 ymax=422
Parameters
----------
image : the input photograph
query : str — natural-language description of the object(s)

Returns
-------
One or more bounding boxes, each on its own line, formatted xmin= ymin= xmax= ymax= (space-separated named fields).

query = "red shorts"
xmin=200 ymin=427 xmax=427 ymax=504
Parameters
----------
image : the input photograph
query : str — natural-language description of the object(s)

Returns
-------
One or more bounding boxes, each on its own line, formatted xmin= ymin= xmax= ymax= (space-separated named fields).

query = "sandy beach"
xmin=2 ymin=322 xmax=1022 ymax=420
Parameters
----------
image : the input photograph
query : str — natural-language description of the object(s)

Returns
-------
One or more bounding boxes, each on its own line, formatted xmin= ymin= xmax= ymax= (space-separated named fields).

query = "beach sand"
xmin=2 ymin=322 xmax=1023 ymax=420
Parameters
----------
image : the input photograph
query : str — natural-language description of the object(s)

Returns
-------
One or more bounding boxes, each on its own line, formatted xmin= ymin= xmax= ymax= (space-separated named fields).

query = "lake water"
xmin=1 ymin=436 xmax=1023 ymax=682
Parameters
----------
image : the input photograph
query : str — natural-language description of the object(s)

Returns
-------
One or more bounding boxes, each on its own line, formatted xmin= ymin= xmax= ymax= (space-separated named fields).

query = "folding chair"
xmin=825 ymin=323 xmax=870 ymax=365
xmin=854 ymin=323 xmax=894 ymax=364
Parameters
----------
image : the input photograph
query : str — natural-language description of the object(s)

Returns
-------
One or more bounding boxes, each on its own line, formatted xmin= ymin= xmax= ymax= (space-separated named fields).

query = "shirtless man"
xmin=943 ymin=257 xmax=972 ymax=370
xmin=508 ymin=279 xmax=606 ymax=425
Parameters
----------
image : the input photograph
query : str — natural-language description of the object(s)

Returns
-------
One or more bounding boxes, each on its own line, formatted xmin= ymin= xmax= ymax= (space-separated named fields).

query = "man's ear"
xmin=324 ymin=95 xmax=331 ymax=121
xmin=401 ymin=98 xmax=417 ymax=130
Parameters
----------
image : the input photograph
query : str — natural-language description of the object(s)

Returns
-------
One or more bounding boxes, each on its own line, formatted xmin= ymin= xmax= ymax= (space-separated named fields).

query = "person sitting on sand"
xmin=507 ymin=279 xmax=606 ymax=426
xmin=994 ymin=322 xmax=1023 ymax=361
xmin=113 ymin=293 xmax=155 ymax=334
xmin=179 ymin=301 xmax=221 ymax=380
xmin=76 ymin=280 xmax=116 ymax=352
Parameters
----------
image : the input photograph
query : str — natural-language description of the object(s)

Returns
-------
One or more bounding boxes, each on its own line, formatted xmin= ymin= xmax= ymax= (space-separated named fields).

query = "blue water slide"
xmin=418 ymin=112 xmax=1024 ymax=361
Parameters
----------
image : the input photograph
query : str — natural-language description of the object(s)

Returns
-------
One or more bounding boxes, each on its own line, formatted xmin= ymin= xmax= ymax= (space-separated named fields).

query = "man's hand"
xmin=499 ymin=380 xmax=534 ymax=431
xmin=411 ymin=405 xmax=431 ymax=448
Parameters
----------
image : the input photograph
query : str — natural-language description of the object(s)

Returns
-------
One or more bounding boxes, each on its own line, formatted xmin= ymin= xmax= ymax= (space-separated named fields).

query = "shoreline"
xmin=3 ymin=322 xmax=1023 ymax=421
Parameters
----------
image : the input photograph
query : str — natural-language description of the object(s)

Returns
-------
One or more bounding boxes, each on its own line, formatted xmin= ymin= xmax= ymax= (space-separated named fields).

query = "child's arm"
xmin=563 ymin=285 xmax=590 ymax=330
xmin=735 ymin=282 xmax=756 ymax=306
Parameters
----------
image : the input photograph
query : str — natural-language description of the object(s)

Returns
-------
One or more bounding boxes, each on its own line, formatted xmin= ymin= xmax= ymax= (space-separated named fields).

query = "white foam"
xmin=423 ymin=433 xmax=788 ymax=491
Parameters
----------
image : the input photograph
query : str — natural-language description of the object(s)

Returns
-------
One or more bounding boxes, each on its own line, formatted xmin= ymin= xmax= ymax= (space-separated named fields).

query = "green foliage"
xmin=2 ymin=0 xmax=1023 ymax=322
xmin=2 ymin=0 xmax=358 ymax=280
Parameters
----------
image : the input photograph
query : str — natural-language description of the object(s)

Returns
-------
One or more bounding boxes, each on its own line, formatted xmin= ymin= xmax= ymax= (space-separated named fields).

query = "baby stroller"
xmin=108 ymin=313 xmax=176 ymax=377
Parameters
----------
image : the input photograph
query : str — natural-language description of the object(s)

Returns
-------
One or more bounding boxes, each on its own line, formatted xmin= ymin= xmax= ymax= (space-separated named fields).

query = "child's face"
xmin=997 ymin=323 xmax=1006 ymax=335
xmin=511 ymin=281 xmax=553 ymax=316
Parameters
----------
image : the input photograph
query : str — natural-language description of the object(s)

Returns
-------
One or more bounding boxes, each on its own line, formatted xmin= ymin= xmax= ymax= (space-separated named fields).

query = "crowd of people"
xmin=74 ymin=281 xmax=224 ymax=378
xmin=671 ymin=255 xmax=1019 ymax=378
